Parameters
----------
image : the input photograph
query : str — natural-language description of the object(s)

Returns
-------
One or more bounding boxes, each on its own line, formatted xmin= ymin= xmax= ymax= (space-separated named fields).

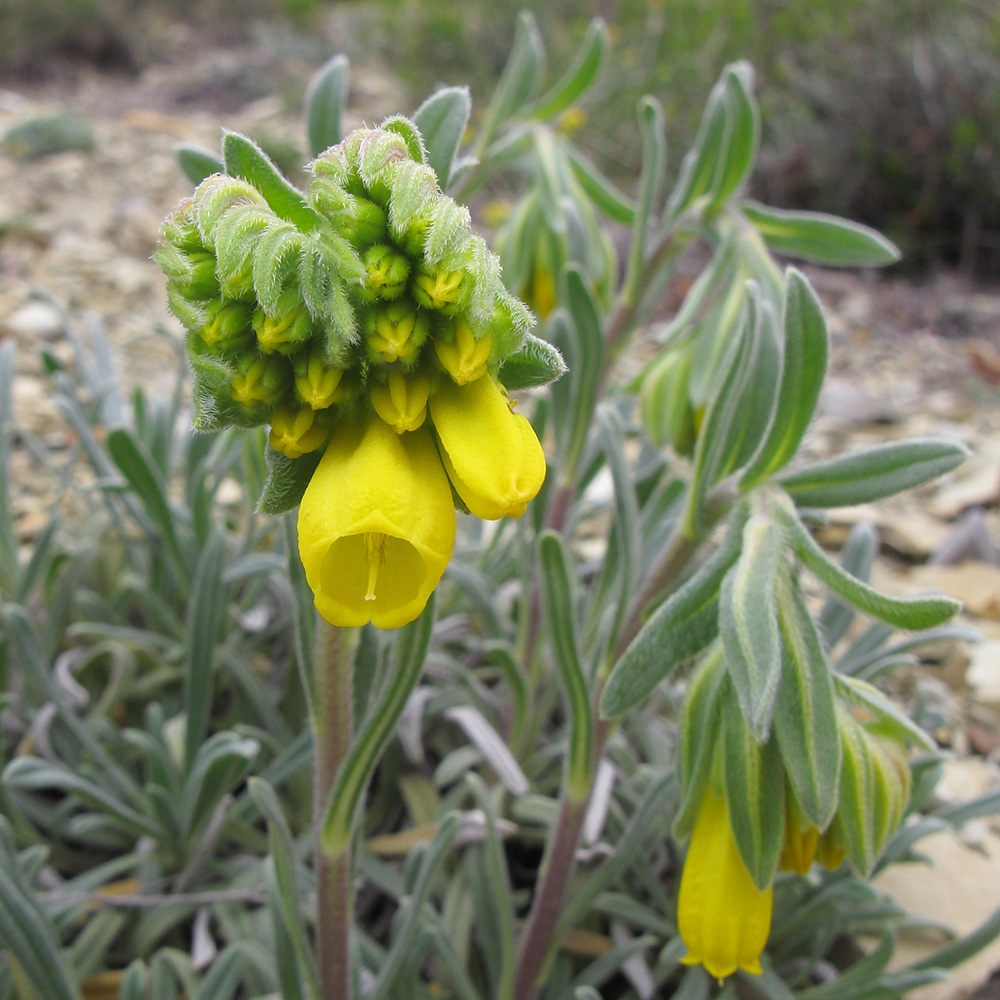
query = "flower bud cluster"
xmin=156 ymin=123 xmax=533 ymax=460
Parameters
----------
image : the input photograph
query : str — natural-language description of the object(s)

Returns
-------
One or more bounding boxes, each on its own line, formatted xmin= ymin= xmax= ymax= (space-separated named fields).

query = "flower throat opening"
xmin=363 ymin=531 xmax=388 ymax=602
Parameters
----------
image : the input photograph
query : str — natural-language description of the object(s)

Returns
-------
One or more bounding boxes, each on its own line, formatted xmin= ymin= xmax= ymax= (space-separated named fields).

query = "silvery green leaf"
xmin=496 ymin=333 xmax=566 ymax=389
xmin=445 ymin=707 xmax=528 ymax=796
xmin=176 ymin=143 xmax=223 ymax=185
xmin=774 ymin=576 xmax=841 ymax=828
xmin=252 ymin=223 xmax=306 ymax=315
xmin=818 ymin=522 xmax=878 ymax=649
xmin=414 ymin=86 xmax=471 ymax=189
xmin=306 ymin=53 xmax=349 ymax=157
xmin=667 ymin=61 xmax=759 ymax=220
xmin=776 ymin=499 xmax=961 ymax=630
xmin=381 ymin=114 xmax=427 ymax=165
xmin=719 ymin=510 xmax=785 ymax=741
xmin=834 ymin=674 xmax=935 ymax=751
xmin=621 ymin=96 xmax=667 ymax=307
xmin=600 ymin=508 xmax=745 ymax=719
xmin=539 ymin=531 xmax=594 ymax=802
xmin=564 ymin=144 xmax=637 ymax=225
xmin=525 ymin=18 xmax=607 ymax=121
xmin=672 ymin=644 xmax=727 ymax=839
xmin=222 ymin=131 xmax=317 ymax=231
xmin=722 ymin=692 xmax=785 ymax=890
xmin=778 ymin=438 xmax=969 ymax=508
xmin=192 ymin=173 xmax=268 ymax=247
xmin=741 ymin=268 xmax=829 ymax=485
xmin=741 ymin=201 xmax=901 ymax=267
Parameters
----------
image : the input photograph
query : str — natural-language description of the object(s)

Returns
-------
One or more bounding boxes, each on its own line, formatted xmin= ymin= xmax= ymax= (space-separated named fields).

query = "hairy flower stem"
xmin=313 ymin=619 xmax=356 ymax=1000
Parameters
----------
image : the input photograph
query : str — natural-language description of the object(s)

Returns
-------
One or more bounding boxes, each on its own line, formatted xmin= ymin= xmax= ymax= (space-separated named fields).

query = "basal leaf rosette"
xmin=157 ymin=121 xmax=565 ymax=629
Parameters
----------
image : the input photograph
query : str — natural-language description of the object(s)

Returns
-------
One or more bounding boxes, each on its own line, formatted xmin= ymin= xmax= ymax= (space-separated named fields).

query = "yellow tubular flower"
xmin=297 ymin=414 xmax=456 ymax=629
xmin=429 ymin=375 xmax=546 ymax=520
xmin=366 ymin=303 xmax=429 ymax=364
xmin=815 ymin=830 xmax=847 ymax=871
xmin=295 ymin=350 xmax=344 ymax=409
xmin=371 ymin=371 xmax=430 ymax=433
xmin=679 ymin=789 xmax=773 ymax=981
xmin=434 ymin=320 xmax=492 ymax=385
xmin=269 ymin=407 xmax=329 ymax=459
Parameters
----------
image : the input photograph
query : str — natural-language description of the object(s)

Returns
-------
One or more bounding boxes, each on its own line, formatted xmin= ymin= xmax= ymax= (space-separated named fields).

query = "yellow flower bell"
xmin=780 ymin=822 xmax=820 ymax=875
xmin=429 ymin=375 xmax=546 ymax=520
xmin=295 ymin=350 xmax=344 ymax=410
xmin=678 ymin=789 xmax=773 ymax=981
xmin=297 ymin=414 xmax=456 ymax=629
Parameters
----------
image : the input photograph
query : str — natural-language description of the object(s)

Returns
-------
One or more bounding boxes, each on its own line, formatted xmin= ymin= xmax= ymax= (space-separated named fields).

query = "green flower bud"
xmin=412 ymin=265 xmax=469 ymax=314
xmin=347 ymin=197 xmax=388 ymax=247
xmin=201 ymin=301 xmax=255 ymax=356
xmin=178 ymin=251 xmax=221 ymax=301
xmin=359 ymin=244 xmax=411 ymax=302
xmin=230 ymin=352 xmax=292 ymax=410
xmin=364 ymin=302 xmax=430 ymax=364
xmin=294 ymin=349 xmax=345 ymax=409
xmin=253 ymin=289 xmax=314 ymax=355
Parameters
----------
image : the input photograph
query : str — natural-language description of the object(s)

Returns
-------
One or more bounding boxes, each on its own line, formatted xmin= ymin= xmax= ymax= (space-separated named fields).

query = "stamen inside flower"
xmin=364 ymin=531 xmax=388 ymax=601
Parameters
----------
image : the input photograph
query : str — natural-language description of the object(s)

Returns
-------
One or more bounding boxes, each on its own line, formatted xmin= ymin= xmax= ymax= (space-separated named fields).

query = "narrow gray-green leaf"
xmin=306 ymin=54 xmax=349 ymax=157
xmin=539 ymin=531 xmax=593 ymax=801
xmin=777 ymin=502 xmax=961 ymax=630
xmin=222 ymin=130 xmax=317 ymax=231
xmin=525 ymin=18 xmax=607 ymax=121
xmin=414 ymin=86 xmax=471 ymax=189
xmin=742 ymin=268 xmax=829 ymax=485
xmin=184 ymin=530 xmax=227 ymax=771
xmin=774 ymin=576 xmax=841 ymax=827
xmin=741 ymin=201 xmax=901 ymax=267
xmin=176 ymin=144 xmax=223 ymax=185
xmin=818 ymin=522 xmax=878 ymax=650
xmin=778 ymin=438 xmax=969 ymax=508
xmin=0 ymin=341 xmax=17 ymax=595
xmin=719 ymin=511 xmax=785 ymax=741
xmin=600 ymin=509 xmax=745 ymax=718
xmin=722 ymin=692 xmax=785 ymax=890
xmin=564 ymin=145 xmax=637 ymax=225
xmin=834 ymin=675 xmax=935 ymax=751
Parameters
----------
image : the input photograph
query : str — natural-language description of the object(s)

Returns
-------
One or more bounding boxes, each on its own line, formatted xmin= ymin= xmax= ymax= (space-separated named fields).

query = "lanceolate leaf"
xmin=774 ymin=577 xmax=841 ymax=828
xmin=525 ymin=18 xmax=607 ymax=121
xmin=600 ymin=507 xmax=746 ymax=719
xmin=742 ymin=268 xmax=829 ymax=486
xmin=176 ymin=143 xmax=224 ymax=185
xmin=306 ymin=54 xmax=349 ymax=157
xmin=222 ymin=131 xmax=318 ymax=232
xmin=818 ymin=522 xmax=879 ymax=650
xmin=740 ymin=201 xmax=901 ymax=267
xmin=722 ymin=692 xmax=785 ymax=890
xmin=673 ymin=644 xmax=728 ymax=839
xmin=496 ymin=333 xmax=566 ymax=389
xmin=777 ymin=438 xmax=969 ymax=508
xmin=414 ymin=86 xmax=472 ymax=189
xmin=834 ymin=674 xmax=936 ymax=751
xmin=719 ymin=510 xmax=786 ymax=741
xmin=539 ymin=532 xmax=594 ymax=802
xmin=775 ymin=501 xmax=961 ymax=630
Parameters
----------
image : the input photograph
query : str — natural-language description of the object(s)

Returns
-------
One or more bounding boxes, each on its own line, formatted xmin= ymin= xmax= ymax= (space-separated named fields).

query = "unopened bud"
xmin=364 ymin=302 xmax=430 ymax=364
xmin=201 ymin=302 xmax=255 ymax=356
xmin=360 ymin=244 xmax=410 ymax=302
xmin=370 ymin=371 xmax=429 ymax=433
xmin=294 ymin=350 xmax=344 ymax=409
xmin=814 ymin=829 xmax=846 ymax=871
xmin=347 ymin=197 xmax=388 ymax=247
xmin=179 ymin=251 xmax=221 ymax=301
xmin=780 ymin=823 xmax=819 ymax=875
xmin=433 ymin=319 xmax=491 ymax=385
xmin=231 ymin=353 xmax=291 ymax=409
xmin=253 ymin=290 xmax=314 ymax=355
xmin=413 ymin=266 xmax=469 ymax=314
xmin=269 ymin=406 xmax=331 ymax=459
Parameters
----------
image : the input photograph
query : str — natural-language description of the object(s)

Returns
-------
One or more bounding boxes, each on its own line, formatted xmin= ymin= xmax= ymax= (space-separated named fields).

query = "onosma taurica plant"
xmin=0 ymin=13 xmax=995 ymax=1000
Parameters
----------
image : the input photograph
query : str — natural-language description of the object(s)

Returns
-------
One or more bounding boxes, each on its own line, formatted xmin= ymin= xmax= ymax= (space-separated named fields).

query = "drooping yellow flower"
xmin=429 ymin=374 xmax=546 ymax=520
xmin=297 ymin=414 xmax=456 ymax=629
xmin=269 ymin=407 xmax=329 ymax=459
xmin=679 ymin=789 xmax=773 ymax=980
xmin=780 ymin=821 xmax=820 ymax=875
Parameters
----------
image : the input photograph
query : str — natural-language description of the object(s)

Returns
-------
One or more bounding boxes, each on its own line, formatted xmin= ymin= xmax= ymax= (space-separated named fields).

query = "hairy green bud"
xmin=360 ymin=244 xmax=410 ymax=302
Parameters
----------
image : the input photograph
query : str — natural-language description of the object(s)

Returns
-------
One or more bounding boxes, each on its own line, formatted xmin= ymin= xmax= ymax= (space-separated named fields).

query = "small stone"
xmin=4 ymin=300 xmax=63 ymax=339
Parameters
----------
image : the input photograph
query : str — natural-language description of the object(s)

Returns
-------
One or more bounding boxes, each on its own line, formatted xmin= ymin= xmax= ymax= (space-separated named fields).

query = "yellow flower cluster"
xmin=157 ymin=124 xmax=554 ymax=630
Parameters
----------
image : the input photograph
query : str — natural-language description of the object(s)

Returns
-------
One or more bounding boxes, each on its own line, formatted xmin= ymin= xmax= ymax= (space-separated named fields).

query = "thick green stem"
xmin=313 ymin=618 xmax=355 ymax=1000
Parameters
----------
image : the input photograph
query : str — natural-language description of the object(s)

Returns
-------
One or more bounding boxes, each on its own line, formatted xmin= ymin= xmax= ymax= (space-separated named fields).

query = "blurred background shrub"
xmin=2 ymin=0 xmax=998 ymax=275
